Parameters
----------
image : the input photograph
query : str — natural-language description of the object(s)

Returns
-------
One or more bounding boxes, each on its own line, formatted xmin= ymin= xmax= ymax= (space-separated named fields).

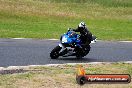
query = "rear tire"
xmin=83 ymin=45 xmax=91 ymax=56
xmin=50 ymin=45 xmax=62 ymax=59
xmin=75 ymin=45 xmax=91 ymax=58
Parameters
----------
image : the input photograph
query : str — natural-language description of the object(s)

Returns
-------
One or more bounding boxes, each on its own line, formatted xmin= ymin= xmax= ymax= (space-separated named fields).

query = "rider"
xmin=73 ymin=22 xmax=92 ymax=44
xmin=72 ymin=21 xmax=92 ymax=55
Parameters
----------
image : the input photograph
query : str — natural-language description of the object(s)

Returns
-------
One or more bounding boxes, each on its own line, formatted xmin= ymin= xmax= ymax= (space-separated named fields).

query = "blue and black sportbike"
xmin=50 ymin=28 xmax=96 ymax=59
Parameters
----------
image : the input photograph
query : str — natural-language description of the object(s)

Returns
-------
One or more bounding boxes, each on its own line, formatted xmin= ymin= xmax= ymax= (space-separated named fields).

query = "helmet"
xmin=78 ymin=21 xmax=86 ymax=29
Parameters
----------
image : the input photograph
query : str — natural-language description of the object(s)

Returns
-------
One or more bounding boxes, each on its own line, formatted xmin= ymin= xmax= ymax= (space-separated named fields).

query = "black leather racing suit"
xmin=73 ymin=27 xmax=92 ymax=55
xmin=73 ymin=27 xmax=92 ymax=45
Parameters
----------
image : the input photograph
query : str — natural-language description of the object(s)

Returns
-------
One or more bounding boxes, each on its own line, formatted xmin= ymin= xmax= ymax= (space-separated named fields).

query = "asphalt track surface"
xmin=0 ymin=39 xmax=132 ymax=67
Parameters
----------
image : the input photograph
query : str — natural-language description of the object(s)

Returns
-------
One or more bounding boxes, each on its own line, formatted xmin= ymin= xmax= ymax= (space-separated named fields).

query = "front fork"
xmin=59 ymin=43 xmax=67 ymax=55
xmin=59 ymin=43 xmax=65 ymax=48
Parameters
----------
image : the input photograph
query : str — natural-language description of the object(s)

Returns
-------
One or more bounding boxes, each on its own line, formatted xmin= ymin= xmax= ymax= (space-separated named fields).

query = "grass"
xmin=0 ymin=0 xmax=132 ymax=40
xmin=0 ymin=63 xmax=132 ymax=88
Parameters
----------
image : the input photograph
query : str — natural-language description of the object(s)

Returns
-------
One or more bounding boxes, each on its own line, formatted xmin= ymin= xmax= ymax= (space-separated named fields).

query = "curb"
xmin=0 ymin=61 xmax=132 ymax=70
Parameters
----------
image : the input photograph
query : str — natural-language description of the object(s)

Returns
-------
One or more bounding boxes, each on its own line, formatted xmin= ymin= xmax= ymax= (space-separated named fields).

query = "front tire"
xmin=50 ymin=45 xmax=62 ymax=59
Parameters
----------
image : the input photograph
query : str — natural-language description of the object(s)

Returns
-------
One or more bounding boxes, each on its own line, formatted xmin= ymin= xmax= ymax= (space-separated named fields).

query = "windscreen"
xmin=68 ymin=31 xmax=76 ymax=38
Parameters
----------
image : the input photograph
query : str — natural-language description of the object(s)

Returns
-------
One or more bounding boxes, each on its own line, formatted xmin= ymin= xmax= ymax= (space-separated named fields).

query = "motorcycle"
xmin=50 ymin=28 xmax=97 ymax=59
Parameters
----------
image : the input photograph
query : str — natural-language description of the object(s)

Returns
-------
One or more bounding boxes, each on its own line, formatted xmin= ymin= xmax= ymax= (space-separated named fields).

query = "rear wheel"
xmin=75 ymin=45 xmax=91 ymax=58
xmin=75 ymin=46 xmax=83 ymax=59
xmin=50 ymin=45 xmax=62 ymax=59
xmin=83 ymin=45 xmax=91 ymax=56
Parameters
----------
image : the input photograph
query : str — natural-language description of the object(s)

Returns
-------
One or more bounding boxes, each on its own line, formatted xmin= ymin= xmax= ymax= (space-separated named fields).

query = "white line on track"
xmin=119 ymin=41 xmax=132 ymax=43
xmin=12 ymin=38 xmax=26 ymax=39
xmin=48 ymin=39 xmax=59 ymax=40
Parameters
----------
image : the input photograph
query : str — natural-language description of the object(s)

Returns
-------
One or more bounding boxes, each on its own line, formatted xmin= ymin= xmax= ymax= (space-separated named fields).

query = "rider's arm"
xmin=72 ymin=28 xmax=79 ymax=32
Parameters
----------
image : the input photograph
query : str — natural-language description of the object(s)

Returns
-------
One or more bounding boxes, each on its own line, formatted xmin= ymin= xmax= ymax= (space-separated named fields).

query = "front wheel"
xmin=50 ymin=45 xmax=62 ymax=59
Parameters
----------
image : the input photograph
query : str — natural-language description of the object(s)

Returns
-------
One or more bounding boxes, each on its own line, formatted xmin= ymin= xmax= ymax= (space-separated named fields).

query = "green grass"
xmin=0 ymin=63 xmax=132 ymax=88
xmin=0 ymin=0 xmax=132 ymax=40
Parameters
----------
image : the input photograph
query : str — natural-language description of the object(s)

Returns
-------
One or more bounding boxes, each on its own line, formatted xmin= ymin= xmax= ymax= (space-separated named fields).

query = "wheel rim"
xmin=51 ymin=51 xmax=59 ymax=58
